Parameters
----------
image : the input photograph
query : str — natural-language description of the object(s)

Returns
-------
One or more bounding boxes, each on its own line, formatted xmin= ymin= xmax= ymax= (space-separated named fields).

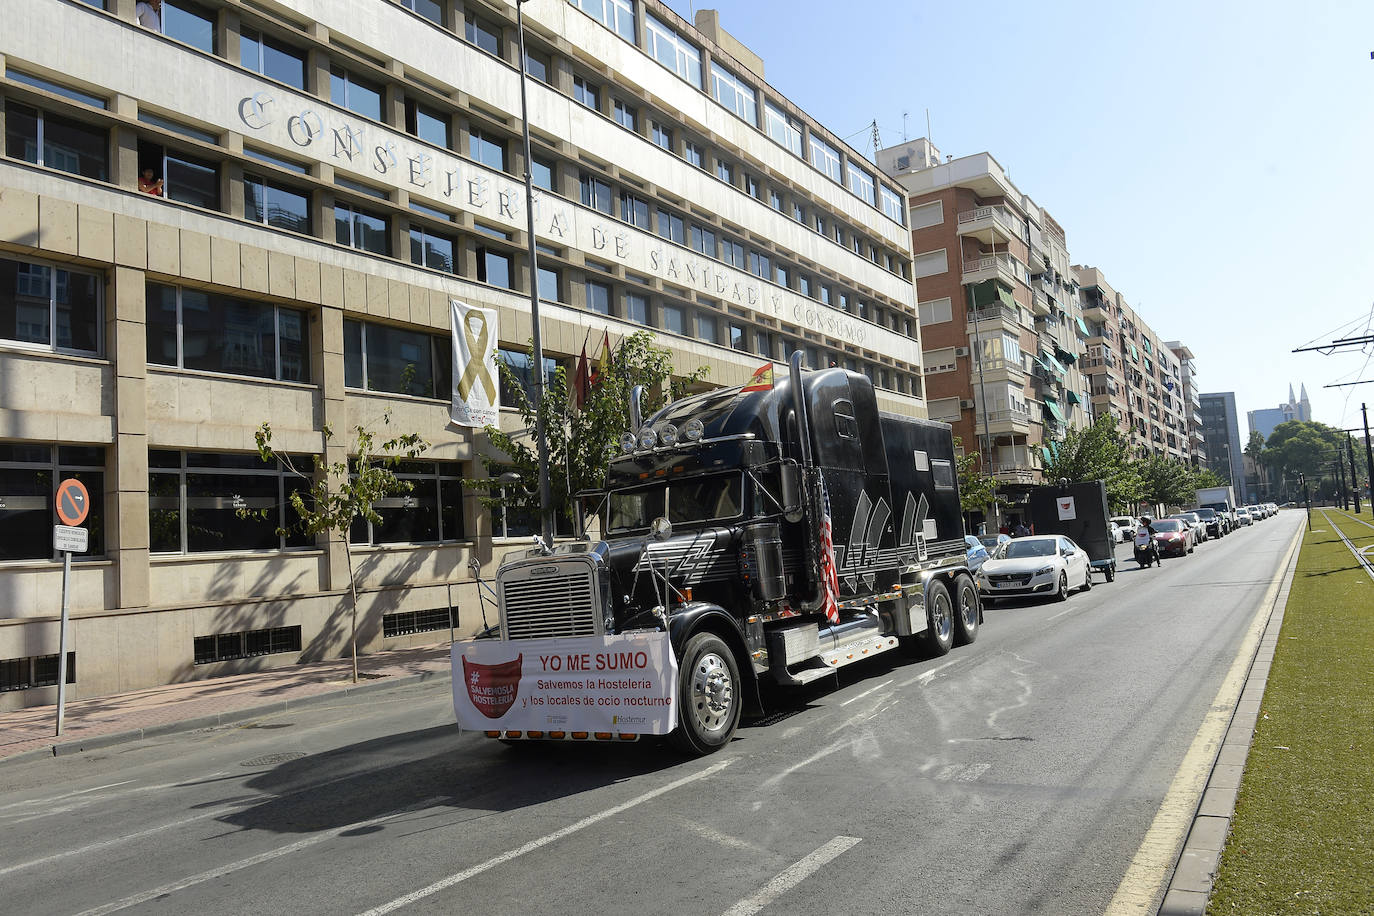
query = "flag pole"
xmin=515 ymin=0 xmax=554 ymax=547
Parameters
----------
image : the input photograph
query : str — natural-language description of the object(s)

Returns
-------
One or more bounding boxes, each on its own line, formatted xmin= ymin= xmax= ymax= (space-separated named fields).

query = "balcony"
xmin=966 ymin=304 xmax=1022 ymax=334
xmin=956 ymin=207 xmax=1019 ymax=245
xmin=970 ymin=356 xmax=1025 ymax=383
xmin=961 ymin=253 xmax=1021 ymax=288
xmin=1082 ymin=298 xmax=1113 ymax=321
xmin=1031 ymin=289 xmax=1051 ymax=317
xmin=974 ymin=408 xmax=1032 ymax=436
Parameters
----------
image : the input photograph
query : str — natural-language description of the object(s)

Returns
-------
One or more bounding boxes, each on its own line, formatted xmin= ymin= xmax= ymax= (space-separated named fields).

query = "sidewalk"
xmin=0 ymin=642 xmax=455 ymax=766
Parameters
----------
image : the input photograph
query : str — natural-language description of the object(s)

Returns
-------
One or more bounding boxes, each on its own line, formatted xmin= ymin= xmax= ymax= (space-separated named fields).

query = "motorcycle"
xmin=1133 ymin=533 xmax=1160 ymax=568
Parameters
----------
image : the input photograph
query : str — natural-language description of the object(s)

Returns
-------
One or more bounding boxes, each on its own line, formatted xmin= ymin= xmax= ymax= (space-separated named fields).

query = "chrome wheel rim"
xmin=1059 ymin=573 xmax=1068 ymax=597
xmin=958 ymin=584 xmax=977 ymax=630
xmin=689 ymin=652 xmax=734 ymax=735
xmin=932 ymin=590 xmax=952 ymax=641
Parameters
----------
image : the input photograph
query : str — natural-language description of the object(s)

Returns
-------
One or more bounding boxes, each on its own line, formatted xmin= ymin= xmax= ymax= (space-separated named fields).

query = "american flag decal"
xmin=818 ymin=476 xmax=841 ymax=624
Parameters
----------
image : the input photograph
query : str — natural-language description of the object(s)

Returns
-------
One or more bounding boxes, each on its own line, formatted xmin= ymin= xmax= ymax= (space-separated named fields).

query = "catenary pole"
xmin=1349 ymin=434 xmax=1362 ymax=513
xmin=515 ymin=0 xmax=554 ymax=546
xmin=1363 ymin=404 xmax=1374 ymax=510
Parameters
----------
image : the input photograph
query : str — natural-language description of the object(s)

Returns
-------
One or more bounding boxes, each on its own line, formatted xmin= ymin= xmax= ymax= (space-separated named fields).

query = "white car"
xmin=1235 ymin=507 xmax=1253 ymax=527
xmin=1111 ymin=516 xmax=1139 ymax=539
xmin=976 ymin=535 xmax=1093 ymax=604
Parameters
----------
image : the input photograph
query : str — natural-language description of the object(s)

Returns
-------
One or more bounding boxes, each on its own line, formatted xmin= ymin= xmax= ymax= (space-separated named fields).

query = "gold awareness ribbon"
xmin=457 ymin=309 xmax=497 ymax=402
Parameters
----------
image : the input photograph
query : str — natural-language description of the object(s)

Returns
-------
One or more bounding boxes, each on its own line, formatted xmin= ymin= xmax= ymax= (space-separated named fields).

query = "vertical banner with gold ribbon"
xmin=450 ymin=299 xmax=499 ymax=428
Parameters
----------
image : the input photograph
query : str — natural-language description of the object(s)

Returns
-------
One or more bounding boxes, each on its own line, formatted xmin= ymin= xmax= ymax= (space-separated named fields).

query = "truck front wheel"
xmin=669 ymin=632 xmax=741 ymax=756
xmin=951 ymin=574 xmax=979 ymax=646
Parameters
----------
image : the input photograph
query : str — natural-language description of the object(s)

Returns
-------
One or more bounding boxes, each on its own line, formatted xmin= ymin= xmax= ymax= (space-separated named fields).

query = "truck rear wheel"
xmin=669 ymin=632 xmax=741 ymax=756
xmin=924 ymin=580 xmax=954 ymax=657
xmin=951 ymin=574 xmax=979 ymax=646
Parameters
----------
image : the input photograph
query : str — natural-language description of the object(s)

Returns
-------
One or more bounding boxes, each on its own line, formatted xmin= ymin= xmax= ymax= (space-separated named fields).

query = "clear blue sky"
xmin=660 ymin=0 xmax=1374 ymax=439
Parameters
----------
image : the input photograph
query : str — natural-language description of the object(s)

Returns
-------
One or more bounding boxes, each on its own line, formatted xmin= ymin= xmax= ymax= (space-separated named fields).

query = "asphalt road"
xmin=0 ymin=513 xmax=1303 ymax=916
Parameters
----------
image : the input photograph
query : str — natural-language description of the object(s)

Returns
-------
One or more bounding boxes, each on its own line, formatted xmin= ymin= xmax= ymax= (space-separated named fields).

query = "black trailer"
xmin=1027 ymin=480 xmax=1116 ymax=582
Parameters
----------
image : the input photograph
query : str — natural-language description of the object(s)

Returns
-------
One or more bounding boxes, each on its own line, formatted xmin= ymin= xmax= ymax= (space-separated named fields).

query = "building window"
xmin=464 ymin=12 xmax=502 ymax=55
xmin=401 ymin=0 xmax=443 ymax=24
xmin=477 ymin=247 xmax=513 ymax=288
xmin=745 ymin=174 xmax=760 ymax=199
xmin=537 ymin=265 xmax=560 ymax=302
xmin=344 ymin=318 xmax=452 ymax=399
xmin=4 ymin=102 xmax=108 ymax=181
xmin=573 ymin=76 xmax=600 ymax=110
xmin=158 ymin=0 xmax=216 ymax=53
xmin=769 ymin=188 xmax=783 ymax=211
xmin=0 ymin=443 xmax=105 ymax=561
xmin=498 ymin=349 xmax=559 ymax=407
xmin=765 ymin=101 xmax=803 ymax=157
xmin=645 ymin=14 xmax=702 ymax=87
xmin=349 ymin=461 xmax=467 ymax=546
xmin=469 ymin=127 xmax=507 ymax=171
xmin=579 ymin=172 xmax=612 ymax=214
xmin=0 ymin=652 xmax=75 ymax=692
xmin=720 ymin=238 xmax=745 ymax=269
xmin=754 ymin=330 xmax=772 ymax=358
xmin=613 ymin=99 xmax=638 ymax=131
xmin=383 ymin=607 xmax=455 ymax=638
xmin=775 ymin=264 xmax=790 ymax=287
xmin=330 ymin=67 xmax=383 ymax=121
xmin=690 ymin=225 xmax=716 ymax=257
xmin=194 ymin=626 xmax=301 ymax=664
xmin=715 ymin=159 xmax=733 ymax=184
xmin=661 ymin=304 xmax=686 ymax=335
xmin=406 ymin=99 xmax=451 ymax=148
xmin=881 ymin=186 xmax=905 ymax=225
xmin=748 ymin=250 xmax=770 ymax=279
xmin=531 ymin=156 xmax=555 ymax=191
xmin=585 ymin=280 xmax=612 ymax=315
xmin=620 ymin=191 xmax=649 ymax=228
xmin=709 ymin=62 xmax=756 ymax=123
xmin=792 ymin=201 xmax=804 ymax=222
xmin=524 ymin=49 xmax=550 ymax=83
xmin=810 ymin=134 xmax=842 ymax=182
xmin=846 ymin=161 xmax=876 ymax=206
xmin=569 ymin=0 xmax=635 ymax=41
xmin=684 ymin=140 xmax=704 ymax=169
xmin=5 ymin=69 xmax=106 ymax=108
xmin=0 ymin=256 xmax=101 ymax=354
xmin=651 ymin=121 xmax=673 ymax=151
xmin=799 ymin=275 xmax=811 ymax=297
xmin=409 ymin=226 xmax=455 ymax=273
xmin=244 ymin=175 xmax=311 ymax=234
xmin=165 ymin=149 xmax=219 ymax=209
xmin=335 ymin=203 xmax=391 ymax=255
xmin=147 ymin=282 xmax=308 ymax=383
xmin=696 ymin=312 xmax=717 ymax=343
xmin=729 ymin=324 xmax=746 ymax=351
xmin=656 ymin=208 xmax=685 ymax=245
xmin=239 ymin=28 xmax=306 ymax=89
xmin=625 ymin=292 xmax=648 ymax=325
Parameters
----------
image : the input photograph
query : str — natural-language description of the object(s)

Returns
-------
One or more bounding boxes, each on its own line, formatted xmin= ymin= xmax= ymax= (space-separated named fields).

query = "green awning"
xmin=1043 ymin=398 xmax=1066 ymax=423
xmin=1040 ymin=350 xmax=1065 ymax=376
xmin=1055 ymin=345 xmax=1077 ymax=364
xmin=1142 ymin=338 xmax=1152 ymax=354
xmin=1067 ymin=390 xmax=1082 ymax=405
xmin=1129 ymin=342 xmax=1139 ymax=361
xmin=968 ymin=279 xmax=998 ymax=309
xmin=997 ymin=286 xmax=1017 ymax=310
xmin=1041 ymin=446 xmax=1054 ymax=464
xmin=1075 ymin=316 xmax=1091 ymax=336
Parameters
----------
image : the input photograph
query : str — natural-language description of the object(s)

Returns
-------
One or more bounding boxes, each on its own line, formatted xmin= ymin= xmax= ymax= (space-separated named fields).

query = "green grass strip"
xmin=1209 ymin=508 xmax=1374 ymax=913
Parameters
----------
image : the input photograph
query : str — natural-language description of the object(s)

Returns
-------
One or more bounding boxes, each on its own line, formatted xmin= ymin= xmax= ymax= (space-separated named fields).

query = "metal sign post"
xmin=54 ymin=478 xmax=90 ymax=737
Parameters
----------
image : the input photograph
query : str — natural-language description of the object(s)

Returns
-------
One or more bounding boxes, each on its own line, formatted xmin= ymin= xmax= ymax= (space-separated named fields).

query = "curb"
xmin=1157 ymin=522 xmax=1304 ymax=915
xmin=0 ymin=666 xmax=452 ymax=770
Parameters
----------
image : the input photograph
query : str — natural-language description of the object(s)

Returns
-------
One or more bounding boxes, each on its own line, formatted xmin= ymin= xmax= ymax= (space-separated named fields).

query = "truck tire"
xmin=951 ymin=574 xmax=979 ymax=646
xmin=924 ymin=580 xmax=954 ymax=656
xmin=669 ymin=632 xmax=741 ymax=756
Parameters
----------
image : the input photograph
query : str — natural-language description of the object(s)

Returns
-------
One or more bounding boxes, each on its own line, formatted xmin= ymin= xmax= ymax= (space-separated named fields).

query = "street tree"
xmin=248 ymin=417 xmax=428 ymax=683
xmin=954 ymin=437 xmax=1006 ymax=519
xmin=1263 ymin=420 xmax=1348 ymax=493
xmin=1042 ymin=414 xmax=1143 ymax=511
xmin=470 ymin=331 xmax=708 ymax=533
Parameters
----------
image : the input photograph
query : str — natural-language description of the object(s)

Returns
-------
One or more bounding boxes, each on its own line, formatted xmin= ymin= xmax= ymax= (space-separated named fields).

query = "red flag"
xmin=818 ymin=477 xmax=841 ymax=623
xmin=574 ymin=345 xmax=591 ymax=409
xmin=742 ymin=362 xmax=774 ymax=392
xmin=589 ymin=331 xmax=612 ymax=387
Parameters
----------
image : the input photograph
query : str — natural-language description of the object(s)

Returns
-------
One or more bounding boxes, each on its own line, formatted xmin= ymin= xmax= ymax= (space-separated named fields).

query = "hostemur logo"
xmin=612 ymin=714 xmax=648 ymax=726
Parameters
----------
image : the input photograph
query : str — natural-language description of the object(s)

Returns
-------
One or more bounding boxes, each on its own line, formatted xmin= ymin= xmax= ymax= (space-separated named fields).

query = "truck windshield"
xmin=608 ymin=474 xmax=744 ymax=532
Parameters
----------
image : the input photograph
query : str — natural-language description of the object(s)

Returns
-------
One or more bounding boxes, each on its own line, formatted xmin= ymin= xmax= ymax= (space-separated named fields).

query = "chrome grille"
xmin=499 ymin=558 xmax=601 ymax=639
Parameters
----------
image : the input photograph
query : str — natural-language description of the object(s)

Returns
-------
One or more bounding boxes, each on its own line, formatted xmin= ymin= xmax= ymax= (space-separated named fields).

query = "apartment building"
xmin=1165 ymin=341 xmax=1206 ymax=465
xmin=1073 ymin=266 xmax=1188 ymax=461
xmin=0 ymin=0 xmax=922 ymax=707
xmin=876 ymin=139 xmax=1090 ymax=524
xmin=1200 ymin=393 xmax=1247 ymax=501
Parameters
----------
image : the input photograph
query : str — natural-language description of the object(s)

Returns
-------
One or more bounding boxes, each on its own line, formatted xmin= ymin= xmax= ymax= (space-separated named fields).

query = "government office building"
xmin=0 ymin=0 xmax=923 ymax=707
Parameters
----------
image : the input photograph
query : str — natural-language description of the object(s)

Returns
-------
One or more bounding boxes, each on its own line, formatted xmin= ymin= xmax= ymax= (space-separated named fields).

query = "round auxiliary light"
xmin=620 ymin=432 xmax=638 ymax=454
xmin=637 ymin=425 xmax=658 ymax=450
xmin=683 ymin=418 xmax=705 ymax=441
xmin=658 ymin=423 xmax=679 ymax=447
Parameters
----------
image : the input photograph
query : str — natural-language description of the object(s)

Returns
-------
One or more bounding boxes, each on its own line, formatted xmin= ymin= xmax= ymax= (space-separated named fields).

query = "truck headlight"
xmin=637 ymin=426 xmax=657 ymax=450
xmin=658 ymin=423 xmax=679 ymax=447
xmin=620 ymin=432 xmax=638 ymax=454
xmin=684 ymin=418 xmax=705 ymax=441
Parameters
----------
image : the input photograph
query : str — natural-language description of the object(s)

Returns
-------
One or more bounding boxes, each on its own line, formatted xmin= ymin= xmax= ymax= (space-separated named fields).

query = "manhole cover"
xmin=241 ymin=752 xmax=306 ymax=767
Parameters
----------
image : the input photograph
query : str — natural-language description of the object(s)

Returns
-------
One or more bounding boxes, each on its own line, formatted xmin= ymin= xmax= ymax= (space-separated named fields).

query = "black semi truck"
xmin=469 ymin=353 xmax=978 ymax=754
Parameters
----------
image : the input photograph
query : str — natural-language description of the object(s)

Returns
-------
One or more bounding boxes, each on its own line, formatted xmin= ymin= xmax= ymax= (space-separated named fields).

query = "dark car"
xmin=1152 ymin=518 xmax=1192 ymax=557
xmin=1194 ymin=507 xmax=1224 ymax=539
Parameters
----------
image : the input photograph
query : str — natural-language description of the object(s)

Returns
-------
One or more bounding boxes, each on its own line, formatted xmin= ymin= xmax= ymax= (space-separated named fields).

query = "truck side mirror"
xmin=780 ymin=463 xmax=803 ymax=523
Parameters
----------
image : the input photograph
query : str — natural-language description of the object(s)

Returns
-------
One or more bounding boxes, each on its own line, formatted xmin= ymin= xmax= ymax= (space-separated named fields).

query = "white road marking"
xmin=1105 ymin=521 xmax=1303 ymax=915
xmin=0 ymin=777 xmax=226 ymax=823
xmin=761 ymin=738 xmax=851 ymax=790
xmin=355 ymin=761 xmax=733 ymax=916
xmin=72 ymin=799 xmax=445 ymax=916
xmin=719 ymin=836 xmax=862 ymax=916
xmin=1047 ymin=606 xmax=1077 ymax=621
xmin=680 ymin=819 xmax=773 ymax=855
xmin=896 ymin=658 xmax=959 ymax=689
xmin=839 ymin=678 xmax=894 ymax=706
xmin=0 ymin=780 xmax=134 ymax=814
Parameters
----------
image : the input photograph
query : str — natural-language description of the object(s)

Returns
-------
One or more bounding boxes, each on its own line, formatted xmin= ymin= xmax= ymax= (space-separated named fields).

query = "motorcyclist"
xmin=1134 ymin=515 xmax=1162 ymax=565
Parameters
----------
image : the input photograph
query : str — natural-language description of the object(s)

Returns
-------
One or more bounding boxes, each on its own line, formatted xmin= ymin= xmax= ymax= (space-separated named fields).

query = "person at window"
xmin=136 ymin=0 xmax=162 ymax=31
xmin=139 ymin=167 xmax=164 ymax=196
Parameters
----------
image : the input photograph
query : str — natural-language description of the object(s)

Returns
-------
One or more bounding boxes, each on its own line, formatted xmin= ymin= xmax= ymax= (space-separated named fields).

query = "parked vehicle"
xmin=964 ymin=535 xmax=991 ymax=573
xmin=1235 ymin=507 xmax=1253 ymax=527
xmin=453 ymin=355 xmax=978 ymax=756
xmin=1027 ymin=481 xmax=1117 ymax=582
xmin=1109 ymin=520 xmax=1124 ymax=543
xmin=978 ymin=533 xmax=1011 ymax=552
xmin=1196 ymin=486 xmax=1236 ymax=533
xmin=1169 ymin=511 xmax=1208 ymax=543
xmin=1111 ymin=516 xmax=1140 ymax=539
xmin=1152 ymin=518 xmax=1193 ymax=556
xmin=975 ymin=535 xmax=1092 ymax=603
xmin=1193 ymin=507 xmax=1225 ymax=539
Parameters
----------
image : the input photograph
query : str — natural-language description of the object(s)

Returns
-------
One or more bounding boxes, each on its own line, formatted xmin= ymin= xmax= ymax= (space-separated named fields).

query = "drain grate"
xmin=241 ymin=752 xmax=306 ymax=767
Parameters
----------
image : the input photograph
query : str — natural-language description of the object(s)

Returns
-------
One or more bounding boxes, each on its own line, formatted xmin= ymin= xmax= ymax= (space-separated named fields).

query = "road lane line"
xmin=1046 ymin=606 xmax=1077 ymax=621
xmin=839 ymin=678 xmax=894 ymax=706
xmin=1105 ymin=520 xmax=1303 ymax=915
xmin=896 ymin=658 xmax=959 ymax=689
xmin=0 ymin=781 xmax=135 ymax=814
xmin=355 ymin=760 xmax=734 ymax=916
xmin=71 ymin=799 xmax=445 ymax=916
xmin=719 ymin=836 xmax=862 ymax=916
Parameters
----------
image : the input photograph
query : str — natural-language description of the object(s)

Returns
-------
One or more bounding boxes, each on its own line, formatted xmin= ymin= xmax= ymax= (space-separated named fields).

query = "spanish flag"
xmin=742 ymin=362 xmax=774 ymax=392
